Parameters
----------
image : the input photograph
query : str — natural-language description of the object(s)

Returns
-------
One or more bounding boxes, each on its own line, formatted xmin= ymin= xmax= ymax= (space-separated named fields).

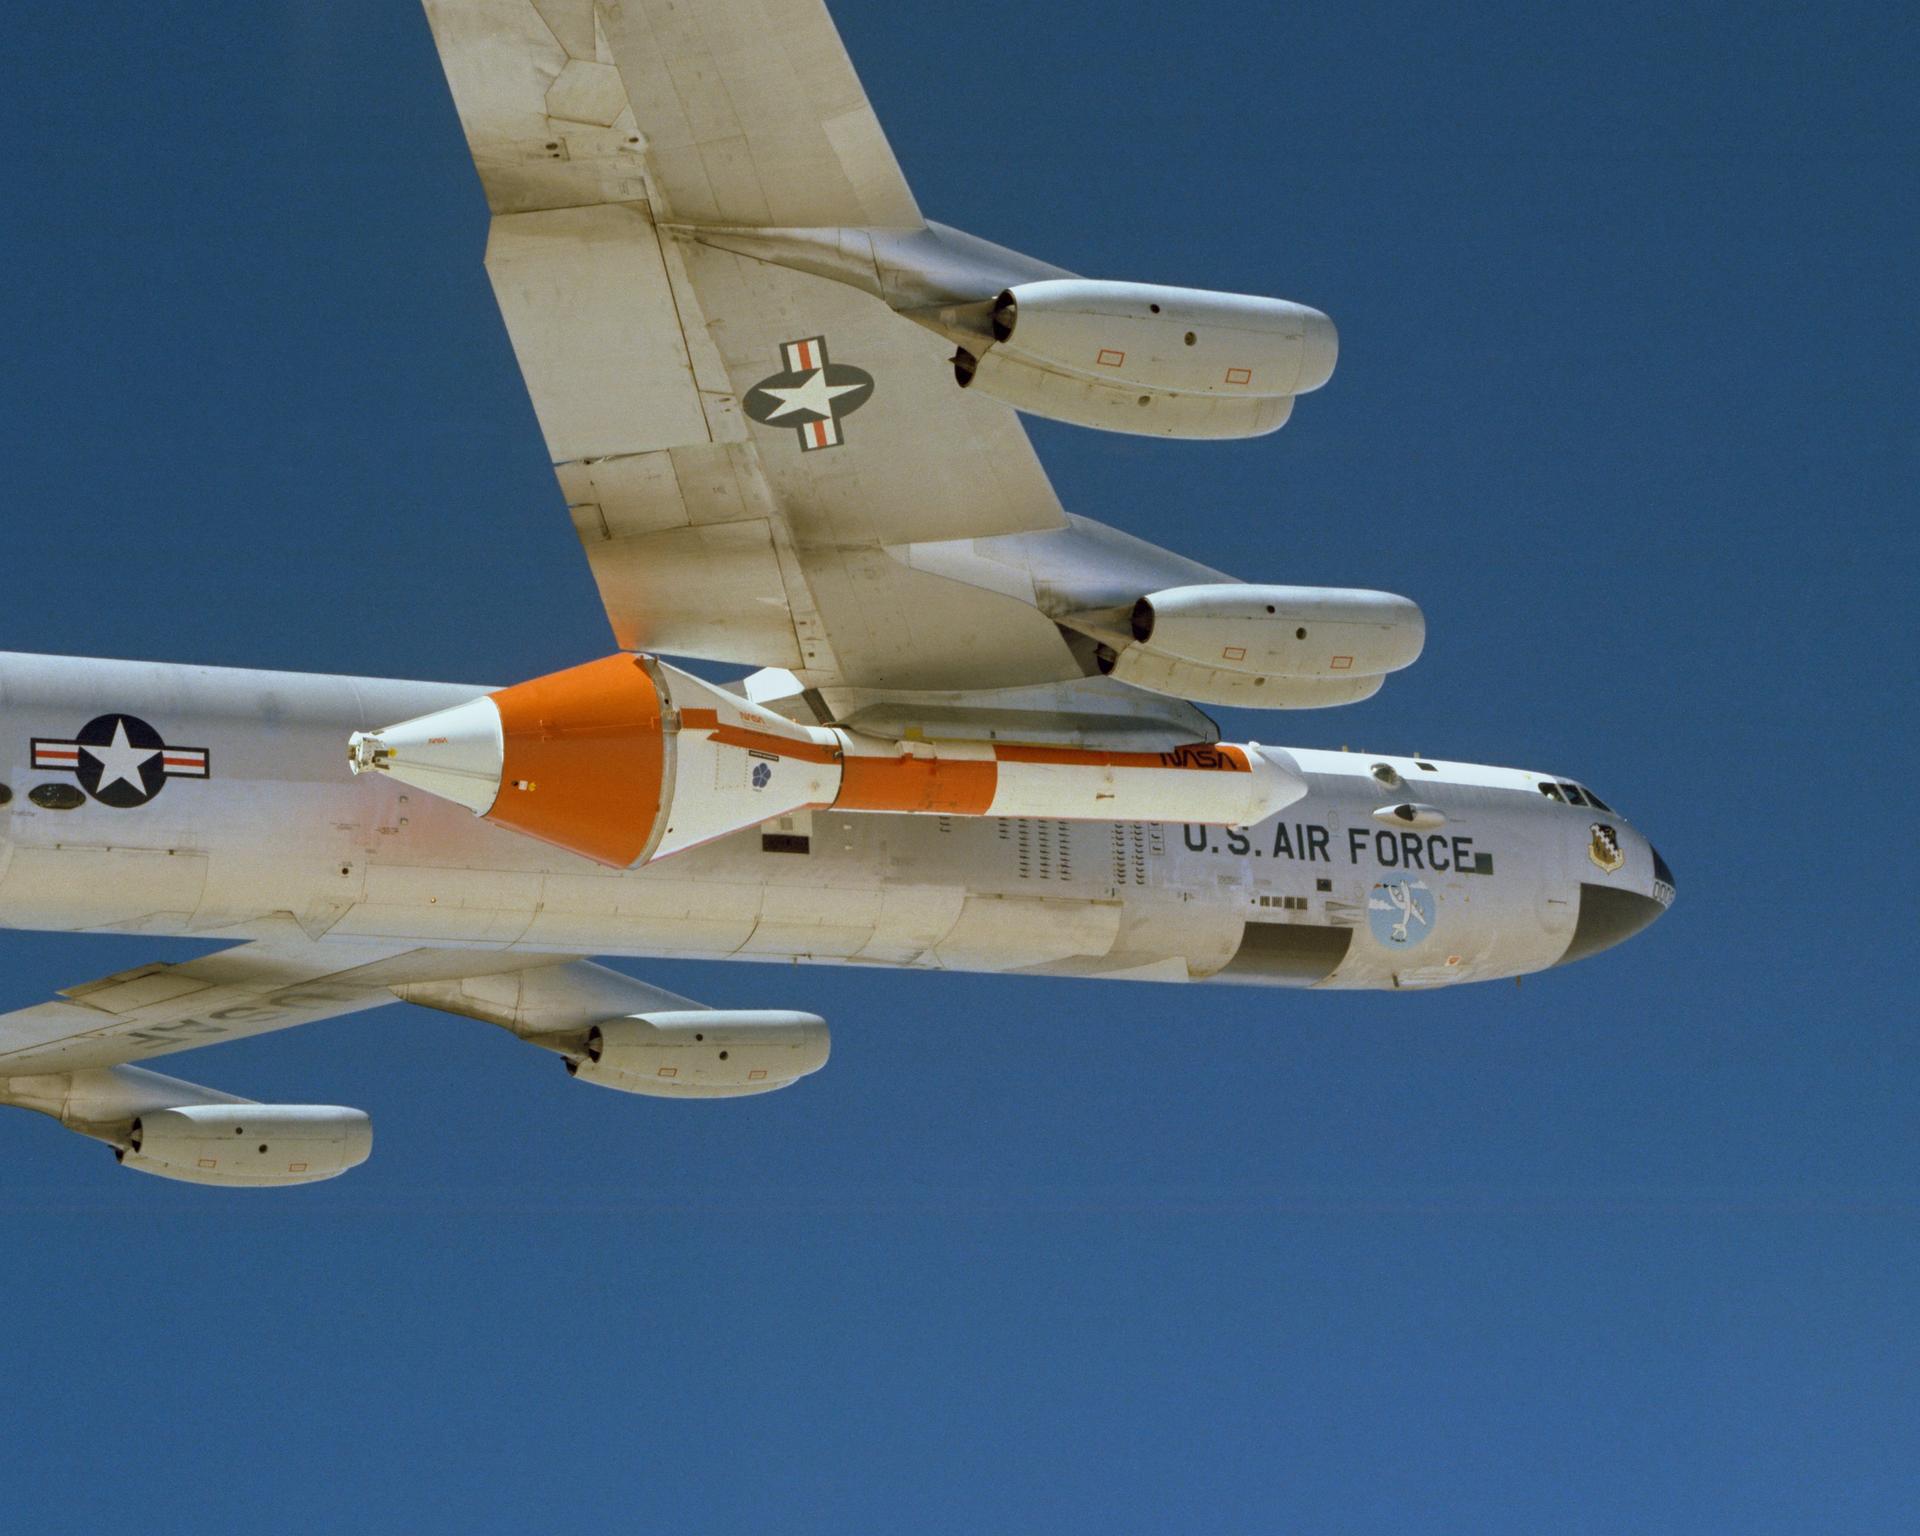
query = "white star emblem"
xmin=754 ymin=369 xmax=865 ymax=422
xmin=83 ymin=718 xmax=160 ymax=794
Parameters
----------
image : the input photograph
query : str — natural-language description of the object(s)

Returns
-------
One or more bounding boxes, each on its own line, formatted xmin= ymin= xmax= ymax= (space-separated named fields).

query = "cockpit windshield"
xmin=1539 ymin=780 xmax=1613 ymax=812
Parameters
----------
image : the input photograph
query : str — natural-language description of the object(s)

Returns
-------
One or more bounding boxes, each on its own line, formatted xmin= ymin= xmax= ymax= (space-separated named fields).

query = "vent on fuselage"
xmin=1015 ymin=819 xmax=1073 ymax=882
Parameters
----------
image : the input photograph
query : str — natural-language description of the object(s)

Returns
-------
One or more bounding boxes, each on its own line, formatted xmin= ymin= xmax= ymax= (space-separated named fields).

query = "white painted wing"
xmin=420 ymin=0 xmax=1078 ymax=691
xmin=605 ymin=0 xmax=922 ymax=229
xmin=0 ymin=941 xmax=606 ymax=1074
xmin=392 ymin=957 xmax=697 ymax=1033
xmin=423 ymin=0 xmax=918 ymax=226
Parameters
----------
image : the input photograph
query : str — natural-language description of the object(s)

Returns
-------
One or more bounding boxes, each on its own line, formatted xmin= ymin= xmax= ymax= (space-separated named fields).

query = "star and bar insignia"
xmin=31 ymin=714 xmax=210 ymax=808
xmin=743 ymin=336 xmax=876 ymax=451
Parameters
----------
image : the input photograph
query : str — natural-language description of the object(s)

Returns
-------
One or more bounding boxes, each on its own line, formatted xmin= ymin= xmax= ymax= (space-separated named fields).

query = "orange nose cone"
xmin=487 ymin=654 xmax=666 ymax=867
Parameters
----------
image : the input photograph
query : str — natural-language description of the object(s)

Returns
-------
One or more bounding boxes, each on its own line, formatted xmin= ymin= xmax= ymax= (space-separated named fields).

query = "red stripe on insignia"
xmin=797 ymin=339 xmax=814 ymax=371
xmin=812 ymin=420 xmax=828 ymax=447
xmin=162 ymin=755 xmax=204 ymax=767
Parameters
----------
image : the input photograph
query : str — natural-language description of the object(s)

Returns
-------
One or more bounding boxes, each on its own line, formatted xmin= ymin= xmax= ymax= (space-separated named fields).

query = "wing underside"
xmin=423 ymin=0 xmax=1087 ymax=699
xmin=0 ymin=939 xmax=709 ymax=1077
xmin=0 ymin=939 xmax=534 ymax=1074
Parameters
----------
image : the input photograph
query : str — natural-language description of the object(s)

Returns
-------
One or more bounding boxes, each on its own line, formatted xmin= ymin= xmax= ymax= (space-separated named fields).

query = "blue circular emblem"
xmin=1367 ymin=876 xmax=1436 ymax=949
xmin=751 ymin=761 xmax=773 ymax=791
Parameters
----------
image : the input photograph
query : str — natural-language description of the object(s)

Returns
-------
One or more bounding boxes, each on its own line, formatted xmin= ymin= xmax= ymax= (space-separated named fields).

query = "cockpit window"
xmin=1540 ymin=779 xmax=1617 ymax=811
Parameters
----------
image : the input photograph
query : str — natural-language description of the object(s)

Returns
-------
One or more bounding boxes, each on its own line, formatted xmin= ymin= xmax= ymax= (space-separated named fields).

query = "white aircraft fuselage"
xmin=0 ymin=652 xmax=1674 ymax=1024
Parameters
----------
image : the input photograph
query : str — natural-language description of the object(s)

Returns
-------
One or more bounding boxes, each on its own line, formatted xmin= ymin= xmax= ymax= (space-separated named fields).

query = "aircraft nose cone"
xmin=347 ymin=694 xmax=506 ymax=814
xmin=1554 ymin=843 xmax=1673 ymax=969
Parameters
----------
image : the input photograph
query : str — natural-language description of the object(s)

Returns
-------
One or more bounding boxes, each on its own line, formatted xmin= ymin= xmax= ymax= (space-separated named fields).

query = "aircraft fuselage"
xmin=0 ymin=653 xmax=1672 ymax=1020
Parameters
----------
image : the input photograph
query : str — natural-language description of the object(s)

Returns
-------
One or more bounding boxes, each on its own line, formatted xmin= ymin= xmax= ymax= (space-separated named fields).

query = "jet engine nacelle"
xmin=561 ymin=1011 xmax=831 ymax=1099
xmin=953 ymin=280 xmax=1337 ymax=439
xmin=116 ymin=1104 xmax=373 ymax=1188
xmin=1100 ymin=585 xmax=1424 ymax=709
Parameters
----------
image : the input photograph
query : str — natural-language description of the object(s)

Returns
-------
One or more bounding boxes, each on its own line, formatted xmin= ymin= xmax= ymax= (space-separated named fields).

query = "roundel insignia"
xmin=743 ymin=335 xmax=875 ymax=451
xmin=1588 ymin=822 xmax=1626 ymax=875
xmin=1368 ymin=876 xmax=1435 ymax=949
xmin=30 ymin=714 xmax=210 ymax=808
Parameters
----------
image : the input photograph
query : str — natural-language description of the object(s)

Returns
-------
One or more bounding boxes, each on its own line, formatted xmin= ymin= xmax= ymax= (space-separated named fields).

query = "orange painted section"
xmin=993 ymin=742 xmax=1250 ymax=771
xmin=487 ymin=654 xmax=664 ymax=867
xmin=835 ymin=755 xmax=998 ymax=815
xmin=833 ymin=740 xmax=1247 ymax=815
xmin=678 ymin=707 xmax=840 ymax=766
xmin=707 ymin=723 xmax=841 ymax=766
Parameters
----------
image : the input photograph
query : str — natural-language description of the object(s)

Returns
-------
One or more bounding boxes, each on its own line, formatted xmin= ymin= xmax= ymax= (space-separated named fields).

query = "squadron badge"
xmin=1588 ymin=822 xmax=1626 ymax=875
xmin=1368 ymin=876 xmax=1435 ymax=949
xmin=743 ymin=336 xmax=875 ymax=451
xmin=30 ymin=714 xmax=210 ymax=808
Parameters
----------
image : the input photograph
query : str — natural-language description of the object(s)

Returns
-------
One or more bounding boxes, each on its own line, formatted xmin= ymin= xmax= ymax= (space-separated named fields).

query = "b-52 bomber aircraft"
xmin=0 ymin=0 xmax=1673 ymax=1187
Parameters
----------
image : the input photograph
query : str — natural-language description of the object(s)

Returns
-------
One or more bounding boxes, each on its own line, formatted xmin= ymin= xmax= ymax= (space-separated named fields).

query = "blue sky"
xmin=1 ymin=2 xmax=1914 ymax=1531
